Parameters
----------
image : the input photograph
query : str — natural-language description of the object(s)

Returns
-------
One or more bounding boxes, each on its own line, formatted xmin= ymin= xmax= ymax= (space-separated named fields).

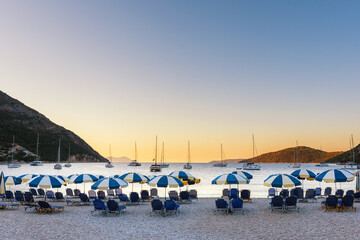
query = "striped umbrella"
xmin=68 ymin=174 xmax=98 ymax=192
xmin=68 ymin=174 xmax=78 ymax=179
xmin=17 ymin=174 xmax=39 ymax=183
xmin=169 ymin=171 xmax=195 ymax=180
xmin=315 ymin=169 xmax=355 ymax=183
xmin=355 ymin=171 xmax=360 ymax=191
xmin=264 ymin=174 xmax=301 ymax=188
xmin=0 ymin=172 xmax=5 ymax=195
xmin=117 ymin=172 xmax=149 ymax=191
xmin=54 ymin=175 xmax=69 ymax=184
xmin=231 ymin=171 xmax=253 ymax=180
xmin=148 ymin=175 xmax=184 ymax=199
xmin=291 ymin=169 xmax=316 ymax=180
xmin=212 ymin=173 xmax=249 ymax=185
xmin=4 ymin=176 xmax=22 ymax=188
xmin=91 ymin=177 xmax=128 ymax=190
xmin=28 ymin=175 xmax=65 ymax=189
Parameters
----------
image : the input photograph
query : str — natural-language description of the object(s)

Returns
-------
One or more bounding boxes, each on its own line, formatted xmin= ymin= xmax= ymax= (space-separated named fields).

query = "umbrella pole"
xmin=165 ymin=187 xmax=166 ymax=200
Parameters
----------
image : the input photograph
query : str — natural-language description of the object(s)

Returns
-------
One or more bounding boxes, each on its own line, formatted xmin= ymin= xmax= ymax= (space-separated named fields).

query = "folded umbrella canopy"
xmin=0 ymin=172 xmax=5 ymax=196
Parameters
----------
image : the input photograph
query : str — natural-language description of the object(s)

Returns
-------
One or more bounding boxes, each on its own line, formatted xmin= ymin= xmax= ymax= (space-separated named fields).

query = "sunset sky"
xmin=1 ymin=1 xmax=360 ymax=162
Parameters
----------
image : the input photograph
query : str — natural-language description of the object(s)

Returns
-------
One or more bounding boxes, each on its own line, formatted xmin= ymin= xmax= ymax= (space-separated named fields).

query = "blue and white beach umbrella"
xmin=231 ymin=171 xmax=253 ymax=180
xmin=68 ymin=174 xmax=98 ymax=184
xmin=28 ymin=175 xmax=65 ymax=189
xmin=264 ymin=174 xmax=301 ymax=188
xmin=169 ymin=171 xmax=195 ymax=180
xmin=91 ymin=177 xmax=128 ymax=190
xmin=212 ymin=173 xmax=249 ymax=185
xmin=315 ymin=169 xmax=355 ymax=183
xmin=117 ymin=172 xmax=148 ymax=183
xmin=148 ymin=175 xmax=184 ymax=188
xmin=68 ymin=174 xmax=78 ymax=179
xmin=17 ymin=174 xmax=39 ymax=183
xmin=4 ymin=176 xmax=22 ymax=186
xmin=290 ymin=169 xmax=316 ymax=180
xmin=53 ymin=175 xmax=69 ymax=183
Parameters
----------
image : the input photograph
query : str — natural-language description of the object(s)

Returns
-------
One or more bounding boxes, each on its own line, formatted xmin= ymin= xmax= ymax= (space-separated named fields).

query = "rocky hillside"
xmin=0 ymin=90 xmax=107 ymax=163
xmin=243 ymin=146 xmax=342 ymax=163
xmin=325 ymin=144 xmax=360 ymax=164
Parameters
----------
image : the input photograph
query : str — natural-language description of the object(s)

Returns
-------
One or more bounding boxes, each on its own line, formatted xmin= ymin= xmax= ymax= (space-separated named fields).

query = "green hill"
xmin=0 ymin=90 xmax=107 ymax=163
xmin=325 ymin=144 xmax=360 ymax=164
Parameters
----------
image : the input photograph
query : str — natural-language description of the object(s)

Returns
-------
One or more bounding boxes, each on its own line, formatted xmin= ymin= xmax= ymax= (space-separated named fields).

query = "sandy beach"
xmin=1 ymin=198 xmax=359 ymax=240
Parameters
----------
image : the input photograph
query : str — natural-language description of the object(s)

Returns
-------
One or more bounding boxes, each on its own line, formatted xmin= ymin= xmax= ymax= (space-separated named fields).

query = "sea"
xmin=1 ymin=162 xmax=358 ymax=198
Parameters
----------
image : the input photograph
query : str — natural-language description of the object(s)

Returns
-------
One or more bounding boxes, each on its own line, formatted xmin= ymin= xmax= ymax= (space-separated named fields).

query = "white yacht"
xmin=64 ymin=144 xmax=72 ymax=168
xmin=150 ymin=136 xmax=162 ymax=172
xmin=242 ymin=134 xmax=261 ymax=170
xmin=315 ymin=162 xmax=329 ymax=167
xmin=289 ymin=141 xmax=301 ymax=168
xmin=8 ymin=136 xmax=21 ymax=168
xmin=106 ymin=144 xmax=114 ymax=168
xmin=54 ymin=139 xmax=62 ymax=170
xmin=213 ymin=144 xmax=227 ymax=167
xmin=183 ymin=141 xmax=192 ymax=169
xmin=30 ymin=134 xmax=43 ymax=166
xmin=128 ymin=142 xmax=141 ymax=166
xmin=159 ymin=142 xmax=169 ymax=168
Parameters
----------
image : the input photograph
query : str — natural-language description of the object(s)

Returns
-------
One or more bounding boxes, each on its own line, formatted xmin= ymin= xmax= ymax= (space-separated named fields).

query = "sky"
xmin=0 ymin=1 xmax=360 ymax=162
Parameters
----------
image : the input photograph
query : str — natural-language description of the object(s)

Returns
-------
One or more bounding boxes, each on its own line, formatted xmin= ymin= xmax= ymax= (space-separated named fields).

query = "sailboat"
xmin=64 ymin=144 xmax=72 ymax=167
xmin=54 ymin=139 xmax=62 ymax=170
xmin=128 ymin=141 xmax=141 ymax=166
xmin=8 ymin=136 xmax=21 ymax=168
xmin=150 ymin=136 xmax=161 ymax=172
xmin=159 ymin=142 xmax=169 ymax=168
xmin=344 ymin=135 xmax=358 ymax=169
xmin=106 ymin=144 xmax=114 ymax=168
xmin=289 ymin=141 xmax=301 ymax=168
xmin=243 ymin=134 xmax=261 ymax=170
xmin=183 ymin=141 xmax=192 ymax=169
xmin=315 ymin=147 xmax=329 ymax=167
xmin=30 ymin=133 xmax=43 ymax=166
xmin=213 ymin=144 xmax=227 ymax=167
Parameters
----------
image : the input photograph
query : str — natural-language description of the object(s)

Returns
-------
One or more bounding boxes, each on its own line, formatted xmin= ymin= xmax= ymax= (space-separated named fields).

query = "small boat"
xmin=183 ymin=141 xmax=192 ymax=169
xmin=30 ymin=134 xmax=43 ymax=166
xmin=343 ymin=135 xmax=359 ymax=169
xmin=213 ymin=144 xmax=227 ymax=167
xmin=106 ymin=144 xmax=114 ymax=168
xmin=289 ymin=141 xmax=301 ymax=168
xmin=54 ymin=139 xmax=62 ymax=170
xmin=315 ymin=148 xmax=328 ymax=167
xmin=150 ymin=136 xmax=162 ymax=172
xmin=64 ymin=144 xmax=72 ymax=168
xmin=8 ymin=136 xmax=21 ymax=168
xmin=159 ymin=142 xmax=169 ymax=168
xmin=128 ymin=142 xmax=141 ymax=166
xmin=242 ymin=134 xmax=261 ymax=170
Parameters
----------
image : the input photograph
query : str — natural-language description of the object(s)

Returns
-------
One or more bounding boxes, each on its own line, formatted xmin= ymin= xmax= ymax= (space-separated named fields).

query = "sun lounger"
xmin=67 ymin=193 xmax=91 ymax=206
xmin=74 ymin=189 xmax=81 ymax=197
xmin=5 ymin=191 xmax=14 ymax=202
xmin=231 ymin=198 xmax=244 ymax=214
xmin=55 ymin=192 xmax=65 ymax=201
xmin=315 ymin=187 xmax=322 ymax=198
xmin=150 ymin=188 xmax=158 ymax=198
xmin=0 ymin=203 xmax=20 ymax=210
xmin=305 ymin=189 xmax=316 ymax=202
xmin=346 ymin=190 xmax=355 ymax=196
xmin=141 ymin=190 xmax=150 ymax=201
xmin=88 ymin=190 xmax=97 ymax=200
xmin=36 ymin=201 xmax=64 ymax=213
xmin=151 ymin=199 xmax=164 ymax=216
xmin=179 ymin=191 xmax=191 ymax=204
xmin=115 ymin=189 xmax=122 ymax=197
xmin=189 ymin=190 xmax=198 ymax=202
xmin=164 ymin=199 xmax=180 ymax=216
xmin=335 ymin=189 xmax=344 ymax=198
xmin=270 ymin=196 xmax=284 ymax=212
xmin=37 ymin=188 xmax=45 ymax=198
xmin=14 ymin=191 xmax=24 ymax=203
xmin=284 ymin=196 xmax=299 ymax=212
xmin=341 ymin=195 xmax=356 ymax=212
xmin=280 ymin=189 xmax=289 ymax=198
xmin=169 ymin=191 xmax=179 ymax=202
xmin=354 ymin=192 xmax=360 ymax=203
xmin=97 ymin=190 xmax=106 ymax=200
xmin=268 ymin=188 xmax=276 ymax=198
xmin=118 ymin=194 xmax=130 ymax=205
xmin=322 ymin=195 xmax=340 ymax=212
xmin=45 ymin=190 xmax=55 ymax=201
xmin=324 ymin=187 xmax=332 ymax=197
xmin=222 ymin=189 xmax=230 ymax=199
xmin=215 ymin=199 xmax=229 ymax=214
xmin=91 ymin=199 xmax=108 ymax=215
xmin=66 ymin=188 xmax=74 ymax=198
xmin=241 ymin=190 xmax=252 ymax=202
xmin=107 ymin=189 xmax=115 ymax=198
xmin=29 ymin=188 xmax=38 ymax=197
xmin=107 ymin=200 xmax=126 ymax=215
xmin=229 ymin=188 xmax=239 ymax=199
xmin=130 ymin=192 xmax=142 ymax=205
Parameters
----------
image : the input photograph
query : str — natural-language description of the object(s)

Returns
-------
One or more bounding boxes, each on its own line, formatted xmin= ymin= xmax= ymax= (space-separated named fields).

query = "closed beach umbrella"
xmin=232 ymin=171 xmax=253 ymax=180
xmin=28 ymin=175 xmax=65 ymax=189
xmin=68 ymin=174 xmax=98 ymax=192
xmin=0 ymin=172 xmax=6 ymax=195
xmin=117 ymin=172 xmax=149 ymax=191
xmin=148 ymin=175 xmax=184 ymax=199
xmin=264 ymin=174 xmax=301 ymax=188
xmin=212 ymin=173 xmax=249 ymax=185
xmin=169 ymin=171 xmax=196 ymax=180
xmin=91 ymin=177 xmax=128 ymax=190
xmin=17 ymin=174 xmax=39 ymax=183
xmin=315 ymin=169 xmax=354 ymax=183
xmin=355 ymin=171 xmax=360 ymax=191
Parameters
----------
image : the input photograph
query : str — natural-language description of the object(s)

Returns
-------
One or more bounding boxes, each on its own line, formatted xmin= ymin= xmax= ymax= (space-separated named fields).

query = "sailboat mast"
xmin=221 ymin=144 xmax=223 ymax=163
xmin=68 ymin=144 xmax=71 ymax=162
xmin=109 ymin=144 xmax=112 ymax=163
xmin=11 ymin=135 xmax=15 ymax=163
xmin=154 ymin=136 xmax=158 ymax=164
xmin=36 ymin=133 xmax=39 ymax=158
xmin=135 ymin=141 xmax=137 ymax=163
xmin=188 ymin=141 xmax=191 ymax=164
xmin=57 ymin=139 xmax=61 ymax=164
xmin=161 ymin=142 xmax=165 ymax=164
xmin=252 ymin=134 xmax=255 ymax=159
xmin=351 ymin=134 xmax=355 ymax=162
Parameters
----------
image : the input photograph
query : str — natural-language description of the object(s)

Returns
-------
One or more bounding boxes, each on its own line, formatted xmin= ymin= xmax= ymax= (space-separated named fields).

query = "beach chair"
xmin=24 ymin=192 xmax=35 ymax=203
xmin=222 ymin=189 xmax=230 ymax=199
xmin=97 ymin=190 xmax=106 ymax=200
xmin=335 ymin=189 xmax=344 ymax=198
xmin=346 ymin=190 xmax=355 ymax=196
xmin=107 ymin=200 xmax=126 ymax=215
xmin=241 ymin=190 xmax=252 ymax=202
xmin=0 ymin=202 xmax=20 ymax=210
xmin=91 ymin=199 xmax=108 ymax=215
xmin=67 ymin=193 xmax=91 ymax=206
xmin=23 ymin=192 xmax=38 ymax=212
xmin=5 ymin=191 xmax=14 ymax=202
xmin=231 ymin=198 xmax=244 ymax=214
xmin=107 ymin=189 xmax=115 ymax=198
xmin=322 ymin=195 xmax=340 ymax=212
xmin=115 ymin=189 xmax=122 ymax=197
xmin=270 ymin=196 xmax=284 ymax=212
xmin=180 ymin=191 xmax=191 ymax=204
xmin=215 ymin=199 xmax=229 ymax=214
xmin=37 ymin=188 xmax=45 ymax=197
xmin=354 ymin=192 xmax=360 ymax=203
xmin=55 ymin=192 xmax=65 ymax=201
xmin=88 ymin=190 xmax=97 ymax=200
xmin=29 ymin=188 xmax=38 ymax=197
xmin=280 ymin=189 xmax=289 ymax=198
xmin=284 ymin=196 xmax=299 ymax=212
xmin=66 ymin=188 xmax=74 ymax=198
xmin=74 ymin=189 xmax=81 ymax=197
xmin=305 ymin=189 xmax=316 ymax=202
xmin=46 ymin=190 xmax=55 ymax=201
xmin=118 ymin=194 xmax=130 ymax=205
xmin=341 ymin=195 xmax=356 ymax=212
xmin=36 ymin=201 xmax=64 ymax=214
xmin=141 ymin=190 xmax=150 ymax=201
xmin=324 ymin=187 xmax=332 ymax=197
xmin=169 ymin=191 xmax=179 ymax=202
xmin=267 ymin=188 xmax=276 ymax=198
xmin=290 ymin=188 xmax=296 ymax=197
xmin=296 ymin=188 xmax=304 ymax=201
xmin=164 ymin=199 xmax=180 ymax=216
xmin=150 ymin=188 xmax=158 ymax=198
xmin=315 ymin=187 xmax=322 ymax=198
xmin=151 ymin=199 xmax=164 ymax=216
xmin=189 ymin=190 xmax=198 ymax=202
xmin=229 ymin=188 xmax=239 ymax=199
xmin=14 ymin=191 xmax=24 ymax=203
xmin=130 ymin=192 xmax=142 ymax=205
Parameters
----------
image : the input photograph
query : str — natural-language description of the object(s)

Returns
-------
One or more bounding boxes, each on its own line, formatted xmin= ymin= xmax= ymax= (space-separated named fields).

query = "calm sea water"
xmin=1 ymin=162 xmax=357 ymax=198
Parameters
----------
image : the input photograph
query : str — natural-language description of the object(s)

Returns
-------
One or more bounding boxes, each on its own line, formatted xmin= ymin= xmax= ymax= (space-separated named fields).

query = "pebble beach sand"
xmin=1 ymin=198 xmax=359 ymax=240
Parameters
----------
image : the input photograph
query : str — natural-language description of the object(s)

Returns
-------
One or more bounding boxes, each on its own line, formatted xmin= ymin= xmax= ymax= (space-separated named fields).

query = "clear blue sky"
xmin=0 ymin=1 xmax=359 ymax=161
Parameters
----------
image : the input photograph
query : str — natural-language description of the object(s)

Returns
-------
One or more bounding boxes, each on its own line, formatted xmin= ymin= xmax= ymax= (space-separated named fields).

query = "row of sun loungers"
xmin=269 ymin=196 xmax=299 ymax=212
xmin=151 ymin=199 xmax=180 ymax=216
xmin=321 ymin=195 xmax=357 ymax=212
